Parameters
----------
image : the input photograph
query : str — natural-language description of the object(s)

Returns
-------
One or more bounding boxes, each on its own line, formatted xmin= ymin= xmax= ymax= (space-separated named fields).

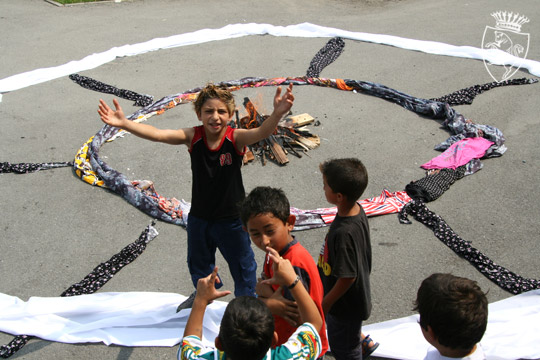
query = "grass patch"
xmin=54 ymin=0 xmax=108 ymax=4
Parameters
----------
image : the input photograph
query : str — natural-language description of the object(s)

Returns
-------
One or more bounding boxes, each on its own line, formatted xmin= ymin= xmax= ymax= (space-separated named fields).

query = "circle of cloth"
xmin=78 ymin=76 xmax=502 ymax=227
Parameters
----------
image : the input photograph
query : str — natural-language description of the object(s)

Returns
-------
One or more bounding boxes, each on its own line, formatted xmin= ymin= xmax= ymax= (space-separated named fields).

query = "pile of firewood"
xmin=234 ymin=97 xmax=320 ymax=166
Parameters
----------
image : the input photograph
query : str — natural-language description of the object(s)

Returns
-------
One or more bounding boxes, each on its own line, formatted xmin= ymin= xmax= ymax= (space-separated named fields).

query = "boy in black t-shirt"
xmin=317 ymin=158 xmax=378 ymax=359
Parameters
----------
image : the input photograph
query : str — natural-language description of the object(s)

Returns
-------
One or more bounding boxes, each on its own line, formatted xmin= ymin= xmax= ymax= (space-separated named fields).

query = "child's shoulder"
xmin=285 ymin=241 xmax=318 ymax=268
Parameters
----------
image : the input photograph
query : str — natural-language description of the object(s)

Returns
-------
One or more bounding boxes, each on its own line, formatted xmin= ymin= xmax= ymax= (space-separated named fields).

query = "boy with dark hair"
xmin=178 ymin=247 xmax=323 ymax=360
xmin=317 ymin=158 xmax=377 ymax=359
xmin=239 ymin=186 xmax=329 ymax=357
xmin=413 ymin=273 xmax=488 ymax=360
xmin=98 ymin=83 xmax=294 ymax=300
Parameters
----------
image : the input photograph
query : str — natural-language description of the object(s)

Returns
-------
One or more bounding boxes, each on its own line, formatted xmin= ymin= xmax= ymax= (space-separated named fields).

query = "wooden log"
xmin=243 ymin=149 xmax=255 ymax=164
xmin=280 ymin=113 xmax=315 ymax=128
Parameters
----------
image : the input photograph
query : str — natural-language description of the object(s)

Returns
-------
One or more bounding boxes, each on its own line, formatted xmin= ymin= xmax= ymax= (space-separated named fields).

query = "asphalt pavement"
xmin=1 ymin=0 xmax=539 ymax=359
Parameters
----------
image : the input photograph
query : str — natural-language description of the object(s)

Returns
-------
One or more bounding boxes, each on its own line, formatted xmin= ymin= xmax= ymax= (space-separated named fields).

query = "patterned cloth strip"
xmin=132 ymin=180 xmax=184 ymax=221
xmin=0 ymin=161 xmax=72 ymax=174
xmin=69 ymin=74 xmax=154 ymax=107
xmin=73 ymin=75 xmax=536 ymax=229
xmin=73 ymin=136 xmax=105 ymax=187
xmin=306 ymin=37 xmax=345 ymax=78
xmin=291 ymin=190 xmax=412 ymax=227
xmin=75 ymin=75 xmax=508 ymax=228
xmin=430 ymin=78 xmax=538 ymax=106
xmin=0 ymin=222 xmax=158 ymax=358
xmin=405 ymin=166 xmax=466 ymax=203
xmin=398 ymin=200 xmax=540 ymax=295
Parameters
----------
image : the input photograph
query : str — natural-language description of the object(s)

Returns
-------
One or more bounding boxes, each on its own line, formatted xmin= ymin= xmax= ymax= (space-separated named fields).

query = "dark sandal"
xmin=362 ymin=334 xmax=380 ymax=358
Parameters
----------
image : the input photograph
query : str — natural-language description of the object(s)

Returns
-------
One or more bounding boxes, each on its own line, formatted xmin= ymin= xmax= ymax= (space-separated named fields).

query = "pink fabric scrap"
xmin=421 ymin=137 xmax=494 ymax=170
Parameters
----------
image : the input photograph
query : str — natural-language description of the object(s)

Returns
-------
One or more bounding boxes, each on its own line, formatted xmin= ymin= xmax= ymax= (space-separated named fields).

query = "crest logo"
xmin=482 ymin=11 xmax=530 ymax=82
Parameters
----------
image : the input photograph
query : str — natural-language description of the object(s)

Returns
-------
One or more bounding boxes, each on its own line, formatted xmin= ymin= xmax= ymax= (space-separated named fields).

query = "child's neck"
xmin=438 ymin=343 xmax=477 ymax=358
xmin=204 ymin=128 xmax=227 ymax=150
xmin=336 ymin=201 xmax=361 ymax=217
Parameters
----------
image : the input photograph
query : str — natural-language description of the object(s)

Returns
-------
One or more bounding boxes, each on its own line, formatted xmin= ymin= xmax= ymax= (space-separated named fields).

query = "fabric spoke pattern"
xmin=430 ymin=78 xmax=538 ymax=106
xmin=399 ymin=200 xmax=540 ymax=295
xmin=0 ymin=222 xmax=159 ymax=359
xmin=0 ymin=161 xmax=72 ymax=174
xmin=306 ymin=37 xmax=346 ymax=78
xmin=69 ymin=74 xmax=154 ymax=107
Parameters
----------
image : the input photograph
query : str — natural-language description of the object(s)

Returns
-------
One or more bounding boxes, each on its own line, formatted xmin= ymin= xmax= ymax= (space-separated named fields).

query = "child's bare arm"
xmin=234 ymin=84 xmax=295 ymax=150
xmin=321 ymin=277 xmax=355 ymax=314
xmin=98 ymin=98 xmax=194 ymax=145
xmin=183 ymin=267 xmax=231 ymax=339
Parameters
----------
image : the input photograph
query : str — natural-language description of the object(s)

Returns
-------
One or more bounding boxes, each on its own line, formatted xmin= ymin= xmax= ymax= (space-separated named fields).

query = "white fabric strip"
xmin=0 ymin=292 xmax=225 ymax=347
xmin=1 ymin=22 xmax=539 ymax=96
xmin=1 ymin=289 xmax=539 ymax=359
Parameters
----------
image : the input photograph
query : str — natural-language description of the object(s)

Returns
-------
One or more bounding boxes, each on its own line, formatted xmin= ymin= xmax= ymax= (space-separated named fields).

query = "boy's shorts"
xmin=326 ymin=313 xmax=363 ymax=359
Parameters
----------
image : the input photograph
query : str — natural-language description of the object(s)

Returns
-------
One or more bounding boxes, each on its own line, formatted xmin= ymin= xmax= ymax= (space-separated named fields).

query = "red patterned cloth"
xmin=291 ymin=189 xmax=411 ymax=225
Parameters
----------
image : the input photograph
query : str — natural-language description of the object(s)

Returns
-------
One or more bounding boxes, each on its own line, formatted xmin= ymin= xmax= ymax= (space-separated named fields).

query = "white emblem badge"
xmin=482 ymin=11 xmax=530 ymax=82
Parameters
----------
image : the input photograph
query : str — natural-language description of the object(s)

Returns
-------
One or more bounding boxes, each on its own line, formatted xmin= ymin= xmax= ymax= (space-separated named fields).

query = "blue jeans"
xmin=187 ymin=214 xmax=256 ymax=297
xmin=326 ymin=313 xmax=363 ymax=360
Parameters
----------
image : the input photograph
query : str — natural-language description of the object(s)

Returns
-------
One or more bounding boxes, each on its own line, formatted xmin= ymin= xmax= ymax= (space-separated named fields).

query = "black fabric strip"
xmin=0 ymin=162 xmax=73 ymax=174
xmin=0 ymin=222 xmax=157 ymax=358
xmin=306 ymin=37 xmax=346 ymax=78
xmin=399 ymin=200 xmax=540 ymax=295
xmin=405 ymin=166 xmax=466 ymax=202
xmin=69 ymin=74 xmax=154 ymax=107
xmin=430 ymin=78 xmax=538 ymax=106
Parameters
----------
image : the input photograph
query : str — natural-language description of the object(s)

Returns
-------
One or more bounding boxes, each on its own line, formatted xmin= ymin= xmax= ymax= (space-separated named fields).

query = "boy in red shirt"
xmin=240 ymin=186 xmax=329 ymax=357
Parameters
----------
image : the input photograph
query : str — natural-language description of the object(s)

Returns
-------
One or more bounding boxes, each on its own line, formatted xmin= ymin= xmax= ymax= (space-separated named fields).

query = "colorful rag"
xmin=74 ymin=76 xmax=510 ymax=227
xmin=291 ymin=190 xmax=411 ymax=230
xmin=421 ymin=137 xmax=494 ymax=170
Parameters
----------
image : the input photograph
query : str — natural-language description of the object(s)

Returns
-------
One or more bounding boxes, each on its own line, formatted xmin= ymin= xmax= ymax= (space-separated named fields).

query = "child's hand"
xmin=261 ymin=247 xmax=297 ymax=288
xmin=272 ymin=83 xmax=294 ymax=118
xmin=195 ymin=266 xmax=231 ymax=304
xmin=97 ymin=98 xmax=128 ymax=128
xmin=256 ymin=278 xmax=274 ymax=298
xmin=266 ymin=286 xmax=300 ymax=327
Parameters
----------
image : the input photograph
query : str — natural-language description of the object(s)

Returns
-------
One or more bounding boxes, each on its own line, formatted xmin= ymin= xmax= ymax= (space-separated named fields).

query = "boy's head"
xmin=217 ymin=296 xmax=276 ymax=360
xmin=413 ymin=273 xmax=488 ymax=354
xmin=319 ymin=158 xmax=368 ymax=204
xmin=240 ymin=186 xmax=295 ymax=253
xmin=193 ymin=83 xmax=236 ymax=117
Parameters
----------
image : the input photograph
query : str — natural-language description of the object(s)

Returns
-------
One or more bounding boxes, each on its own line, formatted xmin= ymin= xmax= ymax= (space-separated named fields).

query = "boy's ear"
xmin=422 ymin=325 xmax=438 ymax=346
xmin=286 ymin=214 xmax=296 ymax=229
xmin=215 ymin=336 xmax=224 ymax=351
xmin=270 ymin=331 xmax=279 ymax=347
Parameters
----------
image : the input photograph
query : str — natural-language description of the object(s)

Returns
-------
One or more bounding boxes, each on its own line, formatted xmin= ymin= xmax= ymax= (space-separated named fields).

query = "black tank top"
xmin=188 ymin=125 xmax=245 ymax=220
